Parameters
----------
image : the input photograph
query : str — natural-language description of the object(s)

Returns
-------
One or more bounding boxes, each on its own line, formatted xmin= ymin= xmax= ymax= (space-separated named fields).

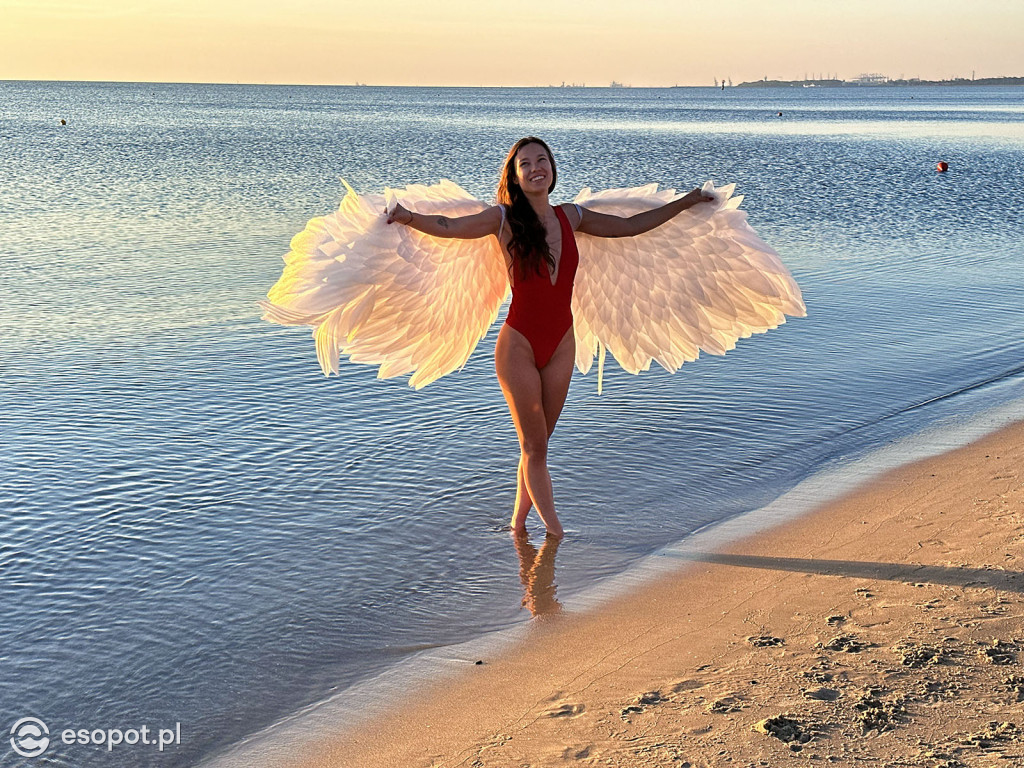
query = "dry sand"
xmin=280 ymin=420 xmax=1024 ymax=768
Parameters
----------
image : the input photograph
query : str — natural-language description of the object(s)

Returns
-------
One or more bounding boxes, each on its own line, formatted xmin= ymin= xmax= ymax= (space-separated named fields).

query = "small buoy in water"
xmin=60 ymin=119 xmax=66 ymax=125
xmin=936 ymin=161 xmax=949 ymax=172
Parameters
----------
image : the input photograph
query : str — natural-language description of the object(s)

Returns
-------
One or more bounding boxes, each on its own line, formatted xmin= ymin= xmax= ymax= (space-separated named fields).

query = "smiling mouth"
xmin=529 ymin=174 xmax=546 ymax=182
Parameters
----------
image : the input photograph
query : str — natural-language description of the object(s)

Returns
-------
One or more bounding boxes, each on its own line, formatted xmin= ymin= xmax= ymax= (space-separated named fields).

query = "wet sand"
xmin=265 ymin=419 xmax=1023 ymax=767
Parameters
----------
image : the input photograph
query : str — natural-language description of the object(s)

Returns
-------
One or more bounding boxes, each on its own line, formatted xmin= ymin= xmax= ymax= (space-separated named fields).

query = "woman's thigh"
xmin=539 ymin=329 xmax=575 ymax=434
xmin=495 ymin=324 xmax=547 ymax=446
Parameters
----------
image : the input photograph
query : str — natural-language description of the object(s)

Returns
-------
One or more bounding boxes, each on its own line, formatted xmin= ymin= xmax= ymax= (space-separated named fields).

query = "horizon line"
xmin=4 ymin=77 xmax=1024 ymax=89
xmin=0 ymin=77 xmax=715 ymax=88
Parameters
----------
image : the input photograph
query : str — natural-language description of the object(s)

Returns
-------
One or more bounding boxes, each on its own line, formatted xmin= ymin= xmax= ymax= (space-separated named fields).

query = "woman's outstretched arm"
xmin=386 ymin=203 xmax=503 ymax=240
xmin=576 ymin=187 xmax=714 ymax=238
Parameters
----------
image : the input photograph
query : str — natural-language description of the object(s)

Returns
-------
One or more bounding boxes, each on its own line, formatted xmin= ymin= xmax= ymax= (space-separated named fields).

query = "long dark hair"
xmin=496 ymin=137 xmax=557 ymax=279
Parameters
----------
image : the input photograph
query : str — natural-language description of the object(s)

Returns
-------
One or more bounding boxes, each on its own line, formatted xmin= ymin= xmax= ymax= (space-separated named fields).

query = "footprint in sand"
xmin=895 ymin=640 xmax=951 ymax=668
xmin=560 ymin=745 xmax=592 ymax=759
xmin=544 ymin=702 xmax=585 ymax=718
xmin=670 ymin=679 xmax=706 ymax=693
xmin=753 ymin=714 xmax=814 ymax=749
xmin=979 ymin=639 xmax=1018 ymax=665
xmin=621 ymin=690 xmax=665 ymax=717
xmin=746 ymin=635 xmax=784 ymax=647
xmin=818 ymin=634 xmax=869 ymax=653
xmin=708 ymin=696 xmax=744 ymax=713
xmin=1004 ymin=675 xmax=1024 ymax=702
xmin=855 ymin=690 xmax=905 ymax=733
xmin=962 ymin=720 xmax=1022 ymax=748
xmin=802 ymin=687 xmax=841 ymax=701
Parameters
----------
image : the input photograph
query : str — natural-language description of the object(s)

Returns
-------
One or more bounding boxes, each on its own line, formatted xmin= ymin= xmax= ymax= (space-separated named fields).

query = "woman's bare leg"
xmin=512 ymin=456 xmax=531 ymax=532
xmin=497 ymin=326 xmax=575 ymax=537
xmin=510 ymin=330 xmax=576 ymax=529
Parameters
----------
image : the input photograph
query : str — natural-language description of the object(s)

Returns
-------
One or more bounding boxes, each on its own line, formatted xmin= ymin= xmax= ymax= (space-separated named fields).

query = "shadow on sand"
xmin=662 ymin=551 xmax=1024 ymax=593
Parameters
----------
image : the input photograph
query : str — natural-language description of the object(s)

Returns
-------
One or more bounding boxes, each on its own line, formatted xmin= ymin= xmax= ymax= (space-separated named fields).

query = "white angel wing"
xmin=259 ymin=179 xmax=508 ymax=389
xmin=572 ymin=181 xmax=805 ymax=391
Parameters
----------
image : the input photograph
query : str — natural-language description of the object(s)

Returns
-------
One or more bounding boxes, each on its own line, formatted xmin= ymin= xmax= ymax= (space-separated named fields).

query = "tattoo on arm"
xmin=436 ymin=216 xmax=450 ymax=230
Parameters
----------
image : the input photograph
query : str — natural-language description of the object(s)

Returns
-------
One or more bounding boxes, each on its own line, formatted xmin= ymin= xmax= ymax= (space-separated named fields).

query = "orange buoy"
xmin=936 ymin=161 xmax=948 ymax=172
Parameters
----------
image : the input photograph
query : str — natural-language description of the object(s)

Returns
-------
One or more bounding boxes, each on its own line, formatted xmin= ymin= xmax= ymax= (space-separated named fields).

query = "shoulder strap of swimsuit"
xmin=563 ymin=203 xmax=583 ymax=230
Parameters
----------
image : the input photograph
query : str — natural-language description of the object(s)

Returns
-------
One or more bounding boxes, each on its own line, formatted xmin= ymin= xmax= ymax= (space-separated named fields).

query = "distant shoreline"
xmin=734 ymin=76 xmax=1024 ymax=88
xmin=4 ymin=77 xmax=1024 ymax=89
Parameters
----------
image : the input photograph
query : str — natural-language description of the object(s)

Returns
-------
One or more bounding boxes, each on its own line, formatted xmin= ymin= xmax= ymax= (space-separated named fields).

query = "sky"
xmin=2 ymin=0 xmax=1022 ymax=87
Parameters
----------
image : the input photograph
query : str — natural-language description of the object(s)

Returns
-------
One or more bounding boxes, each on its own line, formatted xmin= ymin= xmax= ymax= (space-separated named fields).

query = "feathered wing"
xmin=259 ymin=180 xmax=508 ymax=389
xmin=571 ymin=182 xmax=806 ymax=391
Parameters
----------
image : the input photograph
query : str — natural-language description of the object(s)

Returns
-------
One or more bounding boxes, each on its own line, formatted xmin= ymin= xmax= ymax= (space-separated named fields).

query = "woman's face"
xmin=513 ymin=143 xmax=553 ymax=195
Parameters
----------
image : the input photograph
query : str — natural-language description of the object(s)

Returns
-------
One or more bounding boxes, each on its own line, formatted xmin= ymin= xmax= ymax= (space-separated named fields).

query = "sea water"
xmin=1 ymin=82 xmax=1022 ymax=767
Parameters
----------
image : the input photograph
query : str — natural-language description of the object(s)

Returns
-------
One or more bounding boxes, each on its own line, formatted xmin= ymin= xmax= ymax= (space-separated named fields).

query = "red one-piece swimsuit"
xmin=504 ymin=205 xmax=580 ymax=369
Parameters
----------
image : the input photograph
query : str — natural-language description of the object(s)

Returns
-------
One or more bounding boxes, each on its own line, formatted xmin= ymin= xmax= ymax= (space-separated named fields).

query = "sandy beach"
xmin=261 ymin=418 xmax=1024 ymax=768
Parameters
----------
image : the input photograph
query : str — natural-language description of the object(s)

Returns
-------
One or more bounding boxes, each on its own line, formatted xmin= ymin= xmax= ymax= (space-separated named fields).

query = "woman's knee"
xmin=521 ymin=434 xmax=549 ymax=462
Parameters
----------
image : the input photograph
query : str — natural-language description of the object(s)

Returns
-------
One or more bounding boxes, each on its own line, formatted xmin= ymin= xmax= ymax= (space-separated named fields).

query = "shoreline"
xmin=205 ymin=404 xmax=1024 ymax=768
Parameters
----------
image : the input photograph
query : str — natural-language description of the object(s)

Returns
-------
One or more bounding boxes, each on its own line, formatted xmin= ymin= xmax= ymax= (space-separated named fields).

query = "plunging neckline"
xmin=501 ymin=204 xmax=568 ymax=286
xmin=545 ymin=206 xmax=564 ymax=287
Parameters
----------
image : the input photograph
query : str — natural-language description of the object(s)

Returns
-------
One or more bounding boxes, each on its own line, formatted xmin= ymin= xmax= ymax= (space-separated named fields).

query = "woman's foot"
xmin=510 ymin=520 xmax=563 ymax=539
xmin=543 ymin=523 xmax=565 ymax=540
xmin=510 ymin=505 xmax=531 ymax=535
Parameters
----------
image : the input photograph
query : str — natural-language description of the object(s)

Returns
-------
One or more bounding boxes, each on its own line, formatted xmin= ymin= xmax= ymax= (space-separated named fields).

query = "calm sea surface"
xmin=2 ymin=82 xmax=1023 ymax=767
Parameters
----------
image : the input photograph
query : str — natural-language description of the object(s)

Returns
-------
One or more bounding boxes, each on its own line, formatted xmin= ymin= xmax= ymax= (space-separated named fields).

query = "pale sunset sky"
xmin=2 ymin=0 xmax=1021 ymax=86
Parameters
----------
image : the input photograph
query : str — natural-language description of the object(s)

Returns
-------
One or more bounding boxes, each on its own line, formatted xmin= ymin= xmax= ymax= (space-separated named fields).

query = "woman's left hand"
xmin=386 ymin=203 xmax=413 ymax=225
xmin=683 ymin=187 xmax=715 ymax=205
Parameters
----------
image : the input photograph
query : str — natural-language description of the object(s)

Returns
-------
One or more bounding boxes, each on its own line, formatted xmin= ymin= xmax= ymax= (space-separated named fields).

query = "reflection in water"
xmin=513 ymin=533 xmax=562 ymax=616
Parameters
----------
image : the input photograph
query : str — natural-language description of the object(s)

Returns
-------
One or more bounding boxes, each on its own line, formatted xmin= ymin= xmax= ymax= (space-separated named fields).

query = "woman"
xmin=387 ymin=137 xmax=714 ymax=539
